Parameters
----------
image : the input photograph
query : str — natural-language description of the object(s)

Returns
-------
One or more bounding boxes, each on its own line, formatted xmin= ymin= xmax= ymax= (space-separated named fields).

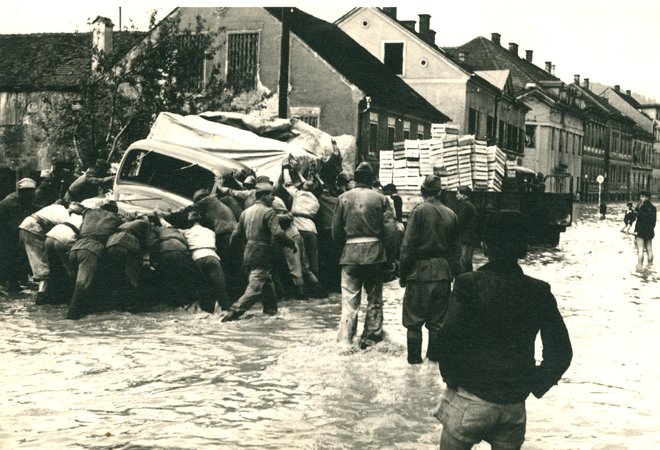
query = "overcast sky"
xmin=3 ymin=0 xmax=660 ymax=102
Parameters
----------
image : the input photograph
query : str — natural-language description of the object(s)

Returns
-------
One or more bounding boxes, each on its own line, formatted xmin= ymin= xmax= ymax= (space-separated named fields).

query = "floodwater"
xmin=1 ymin=203 xmax=658 ymax=449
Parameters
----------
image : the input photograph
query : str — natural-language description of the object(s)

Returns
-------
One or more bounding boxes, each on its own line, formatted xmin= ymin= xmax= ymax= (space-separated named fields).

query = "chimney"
xmin=400 ymin=20 xmax=416 ymax=32
xmin=426 ymin=29 xmax=436 ymax=45
xmin=419 ymin=14 xmax=430 ymax=34
xmin=491 ymin=32 xmax=501 ymax=45
xmin=614 ymin=84 xmax=620 ymax=92
xmin=545 ymin=61 xmax=552 ymax=73
xmin=574 ymin=74 xmax=580 ymax=85
xmin=508 ymin=42 xmax=518 ymax=56
xmin=525 ymin=49 xmax=533 ymax=62
xmin=551 ymin=64 xmax=556 ymax=75
xmin=92 ymin=16 xmax=114 ymax=71
xmin=626 ymin=89 xmax=631 ymax=96
xmin=382 ymin=7 xmax=397 ymax=20
xmin=458 ymin=50 xmax=469 ymax=62
xmin=583 ymin=78 xmax=590 ymax=90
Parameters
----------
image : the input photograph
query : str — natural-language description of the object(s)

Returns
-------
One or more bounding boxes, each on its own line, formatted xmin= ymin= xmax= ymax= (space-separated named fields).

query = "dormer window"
xmin=383 ymin=42 xmax=404 ymax=75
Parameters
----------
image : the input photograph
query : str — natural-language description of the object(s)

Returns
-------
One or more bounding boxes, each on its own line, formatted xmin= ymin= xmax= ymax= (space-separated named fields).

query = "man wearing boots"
xmin=332 ymin=162 xmax=397 ymax=350
xmin=399 ymin=175 xmax=460 ymax=364
xmin=220 ymin=180 xmax=296 ymax=322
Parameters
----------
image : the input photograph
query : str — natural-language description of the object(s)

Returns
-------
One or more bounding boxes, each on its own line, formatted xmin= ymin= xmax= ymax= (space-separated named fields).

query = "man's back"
xmin=332 ymin=187 xmax=388 ymax=240
xmin=439 ymin=260 xmax=572 ymax=404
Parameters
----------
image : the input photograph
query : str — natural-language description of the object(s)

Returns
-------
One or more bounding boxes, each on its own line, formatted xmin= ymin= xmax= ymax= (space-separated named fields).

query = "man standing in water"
xmin=453 ymin=185 xmax=479 ymax=273
xmin=435 ymin=211 xmax=572 ymax=449
xmin=332 ymin=162 xmax=396 ymax=350
xmin=221 ymin=180 xmax=296 ymax=322
xmin=634 ymin=190 xmax=656 ymax=271
xmin=399 ymin=175 xmax=460 ymax=364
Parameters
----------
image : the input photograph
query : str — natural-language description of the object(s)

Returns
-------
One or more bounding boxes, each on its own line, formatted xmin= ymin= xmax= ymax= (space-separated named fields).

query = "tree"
xmin=32 ymin=10 xmax=271 ymax=170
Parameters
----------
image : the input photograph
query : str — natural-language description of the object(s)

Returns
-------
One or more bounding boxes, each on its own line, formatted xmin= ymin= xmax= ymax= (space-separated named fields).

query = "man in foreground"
xmin=435 ymin=210 xmax=572 ymax=449
xmin=634 ymin=190 xmax=656 ymax=271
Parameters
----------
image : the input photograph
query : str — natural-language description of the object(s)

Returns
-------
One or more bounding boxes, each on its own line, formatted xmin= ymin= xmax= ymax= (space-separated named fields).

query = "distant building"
xmin=449 ymin=34 xmax=586 ymax=194
xmin=637 ymin=103 xmax=660 ymax=197
xmin=336 ymin=7 xmax=528 ymax=159
xmin=0 ymin=19 xmax=145 ymax=168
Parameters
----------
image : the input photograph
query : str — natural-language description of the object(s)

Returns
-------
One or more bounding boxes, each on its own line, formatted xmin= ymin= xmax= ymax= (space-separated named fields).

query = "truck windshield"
xmin=118 ymin=149 xmax=215 ymax=200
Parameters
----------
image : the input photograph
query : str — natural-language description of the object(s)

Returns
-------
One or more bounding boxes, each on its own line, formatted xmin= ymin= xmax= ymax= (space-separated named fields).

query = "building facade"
xmin=118 ymin=7 xmax=448 ymax=166
xmin=450 ymin=34 xmax=584 ymax=194
xmin=336 ymin=7 xmax=528 ymax=158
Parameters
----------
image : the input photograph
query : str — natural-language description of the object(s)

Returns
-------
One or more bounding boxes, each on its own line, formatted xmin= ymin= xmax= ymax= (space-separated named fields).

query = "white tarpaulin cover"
xmin=147 ymin=112 xmax=319 ymax=182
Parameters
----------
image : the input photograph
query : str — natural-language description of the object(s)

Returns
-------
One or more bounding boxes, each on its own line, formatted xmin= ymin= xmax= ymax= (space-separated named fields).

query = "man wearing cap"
xmin=282 ymin=163 xmax=320 ymax=276
xmin=18 ymin=200 xmax=71 ymax=304
xmin=217 ymin=173 xmax=257 ymax=210
xmin=332 ymin=162 xmax=397 ymax=350
xmin=64 ymin=159 xmax=114 ymax=203
xmin=454 ymin=185 xmax=480 ymax=273
xmin=634 ymin=190 xmax=656 ymax=270
xmin=434 ymin=211 xmax=572 ymax=449
xmin=221 ymin=180 xmax=296 ymax=322
xmin=0 ymin=178 xmax=38 ymax=291
xmin=66 ymin=200 xmax=123 ymax=319
xmin=400 ymin=174 xmax=461 ymax=364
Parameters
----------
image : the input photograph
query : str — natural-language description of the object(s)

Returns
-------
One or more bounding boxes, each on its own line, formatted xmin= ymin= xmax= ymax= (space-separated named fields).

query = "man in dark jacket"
xmin=399 ymin=175 xmax=460 ymax=364
xmin=67 ymin=200 xmax=123 ymax=319
xmin=0 ymin=178 xmax=38 ymax=291
xmin=453 ymin=185 xmax=479 ymax=273
xmin=435 ymin=211 xmax=572 ymax=449
xmin=221 ymin=180 xmax=296 ymax=322
xmin=332 ymin=162 xmax=397 ymax=350
xmin=634 ymin=190 xmax=656 ymax=270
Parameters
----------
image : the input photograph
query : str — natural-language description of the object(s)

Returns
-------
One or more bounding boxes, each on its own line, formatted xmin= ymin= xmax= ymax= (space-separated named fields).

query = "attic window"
xmin=384 ymin=42 xmax=404 ymax=75
xmin=361 ymin=20 xmax=370 ymax=28
xmin=419 ymin=58 xmax=428 ymax=68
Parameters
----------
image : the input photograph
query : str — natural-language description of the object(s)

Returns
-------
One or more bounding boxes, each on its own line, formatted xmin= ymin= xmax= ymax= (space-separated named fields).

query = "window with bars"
xmin=176 ymin=34 xmax=206 ymax=91
xmin=227 ymin=32 xmax=259 ymax=92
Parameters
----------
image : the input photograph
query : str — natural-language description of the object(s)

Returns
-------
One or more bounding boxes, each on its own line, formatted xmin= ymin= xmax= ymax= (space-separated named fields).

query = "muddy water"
xmin=1 ymin=203 xmax=658 ymax=449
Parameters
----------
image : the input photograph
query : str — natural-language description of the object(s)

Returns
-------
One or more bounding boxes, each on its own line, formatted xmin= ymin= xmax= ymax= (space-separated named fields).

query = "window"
xmin=486 ymin=115 xmax=495 ymax=141
xmin=384 ymin=42 xmax=404 ymax=75
xmin=403 ymin=120 xmax=411 ymax=140
xmin=498 ymin=120 xmax=505 ymax=147
xmin=525 ymin=124 xmax=536 ymax=148
xmin=227 ymin=32 xmax=259 ymax=92
xmin=368 ymin=112 xmax=379 ymax=155
xmin=387 ymin=117 xmax=396 ymax=150
xmin=119 ymin=149 xmax=215 ymax=200
xmin=468 ymin=108 xmax=478 ymax=135
xmin=176 ymin=34 xmax=206 ymax=90
xmin=291 ymin=106 xmax=321 ymax=128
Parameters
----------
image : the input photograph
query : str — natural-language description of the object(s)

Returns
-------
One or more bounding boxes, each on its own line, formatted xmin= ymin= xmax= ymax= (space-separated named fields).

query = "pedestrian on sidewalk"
xmin=399 ymin=175 xmax=460 ymax=364
xmin=634 ymin=190 xmax=656 ymax=271
xmin=599 ymin=202 xmax=607 ymax=220
xmin=621 ymin=202 xmax=636 ymax=233
xmin=434 ymin=210 xmax=572 ymax=450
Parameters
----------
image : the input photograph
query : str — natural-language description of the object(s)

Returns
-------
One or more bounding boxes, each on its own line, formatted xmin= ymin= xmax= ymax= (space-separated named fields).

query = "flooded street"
xmin=1 ymin=202 xmax=658 ymax=449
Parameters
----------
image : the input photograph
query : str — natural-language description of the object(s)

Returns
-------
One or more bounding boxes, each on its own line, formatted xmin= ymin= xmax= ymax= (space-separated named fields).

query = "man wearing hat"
xmin=332 ymin=161 xmax=397 ymax=350
xmin=634 ymin=190 xmax=656 ymax=270
xmin=221 ymin=180 xmax=296 ymax=322
xmin=64 ymin=159 xmax=114 ymax=203
xmin=434 ymin=210 xmax=572 ymax=449
xmin=217 ymin=172 xmax=258 ymax=210
xmin=454 ymin=185 xmax=479 ymax=273
xmin=0 ymin=178 xmax=38 ymax=291
xmin=399 ymin=175 xmax=460 ymax=364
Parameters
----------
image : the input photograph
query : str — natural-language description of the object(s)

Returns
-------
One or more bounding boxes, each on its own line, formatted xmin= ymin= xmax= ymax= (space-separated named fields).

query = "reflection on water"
xmin=1 ymin=203 xmax=659 ymax=449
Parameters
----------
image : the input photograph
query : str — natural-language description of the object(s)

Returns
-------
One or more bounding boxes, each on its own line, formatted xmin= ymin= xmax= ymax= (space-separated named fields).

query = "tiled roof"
xmin=0 ymin=31 xmax=145 ymax=91
xmin=575 ymin=83 xmax=637 ymax=125
xmin=265 ymin=7 xmax=450 ymax=123
xmin=610 ymin=89 xmax=642 ymax=109
xmin=446 ymin=36 xmax=560 ymax=95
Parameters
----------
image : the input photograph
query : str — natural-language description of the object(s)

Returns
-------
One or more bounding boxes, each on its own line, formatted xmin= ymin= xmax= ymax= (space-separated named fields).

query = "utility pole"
xmin=278 ymin=7 xmax=290 ymax=119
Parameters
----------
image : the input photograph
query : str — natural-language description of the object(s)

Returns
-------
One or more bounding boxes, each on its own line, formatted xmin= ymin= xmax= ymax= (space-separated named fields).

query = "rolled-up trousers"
xmin=338 ymin=263 xmax=384 ymax=345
